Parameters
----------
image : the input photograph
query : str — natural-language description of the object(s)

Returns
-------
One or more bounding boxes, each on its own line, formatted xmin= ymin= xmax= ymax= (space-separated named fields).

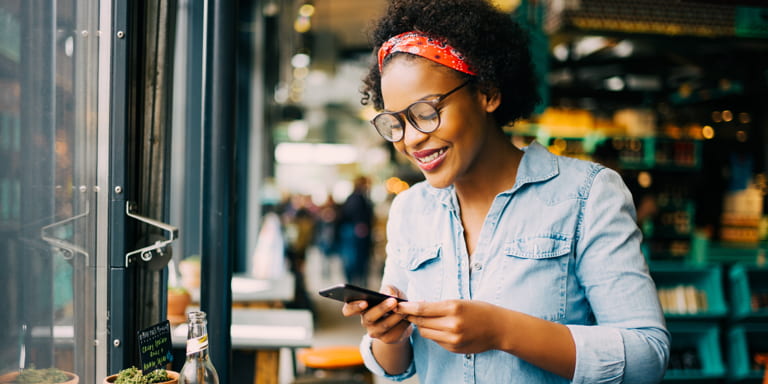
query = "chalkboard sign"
xmin=137 ymin=320 xmax=174 ymax=373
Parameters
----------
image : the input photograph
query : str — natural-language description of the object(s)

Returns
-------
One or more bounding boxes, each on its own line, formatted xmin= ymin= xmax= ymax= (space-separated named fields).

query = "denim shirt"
xmin=360 ymin=141 xmax=669 ymax=383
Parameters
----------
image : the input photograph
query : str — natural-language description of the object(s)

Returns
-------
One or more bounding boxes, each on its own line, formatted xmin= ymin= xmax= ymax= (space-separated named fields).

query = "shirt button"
xmin=472 ymin=262 xmax=482 ymax=271
xmin=465 ymin=354 xmax=472 ymax=359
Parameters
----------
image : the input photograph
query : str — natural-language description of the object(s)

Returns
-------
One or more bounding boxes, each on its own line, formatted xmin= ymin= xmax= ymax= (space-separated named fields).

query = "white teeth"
xmin=417 ymin=148 xmax=445 ymax=163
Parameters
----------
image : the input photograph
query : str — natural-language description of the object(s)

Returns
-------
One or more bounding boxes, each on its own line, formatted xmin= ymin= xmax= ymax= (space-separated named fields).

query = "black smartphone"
xmin=318 ymin=283 xmax=407 ymax=306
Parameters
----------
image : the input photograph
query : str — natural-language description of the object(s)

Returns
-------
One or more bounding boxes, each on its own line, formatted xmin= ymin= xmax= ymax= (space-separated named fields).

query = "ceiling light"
xmin=298 ymin=4 xmax=315 ymax=17
xmin=291 ymin=53 xmax=311 ymax=68
xmin=637 ymin=171 xmax=652 ymax=189
xmin=286 ymin=120 xmax=309 ymax=141
xmin=553 ymin=43 xmax=568 ymax=61
xmin=613 ymin=40 xmax=633 ymax=58
xmin=605 ymin=76 xmax=625 ymax=91
xmin=263 ymin=2 xmax=279 ymax=16
xmin=574 ymin=36 xmax=608 ymax=59
xmin=491 ymin=0 xmax=521 ymax=13
xmin=294 ymin=16 xmax=311 ymax=33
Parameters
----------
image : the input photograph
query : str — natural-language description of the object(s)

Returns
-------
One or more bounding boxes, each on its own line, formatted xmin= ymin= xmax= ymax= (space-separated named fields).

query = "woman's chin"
xmin=423 ymin=174 xmax=452 ymax=189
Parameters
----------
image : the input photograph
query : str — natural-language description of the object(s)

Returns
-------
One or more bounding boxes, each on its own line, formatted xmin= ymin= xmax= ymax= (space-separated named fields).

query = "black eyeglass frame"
xmin=371 ymin=79 xmax=472 ymax=142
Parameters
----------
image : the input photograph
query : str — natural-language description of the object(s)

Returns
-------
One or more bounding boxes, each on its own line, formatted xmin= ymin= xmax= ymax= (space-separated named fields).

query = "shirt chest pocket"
xmin=395 ymin=245 xmax=443 ymax=302
xmin=498 ymin=234 xmax=572 ymax=322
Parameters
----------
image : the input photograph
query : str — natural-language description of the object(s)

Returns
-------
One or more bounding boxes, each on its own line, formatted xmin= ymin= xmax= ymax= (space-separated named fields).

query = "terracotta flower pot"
xmin=167 ymin=289 xmax=191 ymax=325
xmin=103 ymin=370 xmax=179 ymax=384
xmin=0 ymin=370 xmax=79 ymax=384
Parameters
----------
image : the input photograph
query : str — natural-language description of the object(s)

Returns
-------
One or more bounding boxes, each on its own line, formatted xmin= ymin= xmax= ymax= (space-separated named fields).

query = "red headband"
xmin=377 ymin=31 xmax=476 ymax=75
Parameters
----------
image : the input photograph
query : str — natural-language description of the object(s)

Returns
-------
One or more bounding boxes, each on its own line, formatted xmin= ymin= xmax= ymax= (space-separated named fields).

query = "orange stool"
xmin=756 ymin=353 xmax=768 ymax=384
xmin=294 ymin=345 xmax=373 ymax=384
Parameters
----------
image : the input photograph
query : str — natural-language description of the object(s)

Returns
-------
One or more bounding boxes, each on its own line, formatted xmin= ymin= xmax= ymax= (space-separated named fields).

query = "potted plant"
xmin=178 ymin=255 xmax=201 ymax=292
xmin=0 ymin=367 xmax=79 ymax=383
xmin=103 ymin=367 xmax=178 ymax=384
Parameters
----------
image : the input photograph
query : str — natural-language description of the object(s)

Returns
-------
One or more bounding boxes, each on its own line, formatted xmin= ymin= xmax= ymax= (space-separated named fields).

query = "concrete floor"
xmin=279 ymin=247 xmax=419 ymax=384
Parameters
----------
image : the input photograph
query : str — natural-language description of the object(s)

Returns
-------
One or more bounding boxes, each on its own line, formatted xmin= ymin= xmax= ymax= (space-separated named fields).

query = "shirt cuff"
xmin=360 ymin=333 xmax=416 ymax=381
xmin=567 ymin=324 xmax=625 ymax=384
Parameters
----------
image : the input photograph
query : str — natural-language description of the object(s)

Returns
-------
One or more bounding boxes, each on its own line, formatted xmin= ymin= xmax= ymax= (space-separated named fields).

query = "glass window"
xmin=0 ymin=0 xmax=103 ymax=382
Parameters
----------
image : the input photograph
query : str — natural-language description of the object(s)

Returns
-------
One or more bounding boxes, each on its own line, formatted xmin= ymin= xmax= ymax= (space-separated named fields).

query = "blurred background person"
xmin=282 ymin=193 xmax=316 ymax=312
xmin=339 ymin=175 xmax=374 ymax=287
xmin=315 ymin=193 xmax=341 ymax=279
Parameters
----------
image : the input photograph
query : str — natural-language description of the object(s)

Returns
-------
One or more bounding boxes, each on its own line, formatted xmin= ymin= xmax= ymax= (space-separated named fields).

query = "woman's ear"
xmin=482 ymin=88 xmax=501 ymax=113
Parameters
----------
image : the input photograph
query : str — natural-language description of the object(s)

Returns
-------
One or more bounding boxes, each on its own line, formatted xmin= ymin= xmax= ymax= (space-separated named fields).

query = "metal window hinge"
xmin=41 ymin=201 xmax=90 ymax=263
xmin=124 ymin=201 xmax=179 ymax=267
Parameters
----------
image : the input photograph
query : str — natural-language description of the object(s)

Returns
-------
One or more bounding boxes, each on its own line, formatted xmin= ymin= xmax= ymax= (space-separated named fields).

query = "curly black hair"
xmin=361 ymin=0 xmax=540 ymax=127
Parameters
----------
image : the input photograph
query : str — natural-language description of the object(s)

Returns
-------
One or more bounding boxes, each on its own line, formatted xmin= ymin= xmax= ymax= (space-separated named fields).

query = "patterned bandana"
xmin=377 ymin=31 xmax=476 ymax=75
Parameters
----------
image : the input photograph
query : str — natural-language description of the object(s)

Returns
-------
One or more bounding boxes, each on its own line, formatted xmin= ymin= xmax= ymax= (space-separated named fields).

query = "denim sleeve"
xmin=359 ymin=193 xmax=417 ymax=381
xmin=571 ymin=168 xmax=670 ymax=384
xmin=360 ymin=334 xmax=417 ymax=381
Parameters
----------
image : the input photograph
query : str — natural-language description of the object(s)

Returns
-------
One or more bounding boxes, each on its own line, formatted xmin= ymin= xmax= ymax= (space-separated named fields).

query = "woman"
xmin=341 ymin=0 xmax=670 ymax=383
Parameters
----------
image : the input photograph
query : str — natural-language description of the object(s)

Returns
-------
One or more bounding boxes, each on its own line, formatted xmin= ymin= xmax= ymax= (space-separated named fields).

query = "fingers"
xmin=342 ymin=300 xmax=368 ymax=317
xmin=395 ymin=300 xmax=466 ymax=334
xmin=403 ymin=312 xmax=449 ymax=331
xmin=366 ymin=312 xmax=412 ymax=344
xmin=381 ymin=284 xmax=407 ymax=300
xmin=395 ymin=300 xmax=422 ymax=316
xmin=380 ymin=285 xmax=398 ymax=296
xmin=340 ymin=285 xmax=415 ymax=345
xmin=363 ymin=308 xmax=407 ymax=332
xmin=397 ymin=300 xmax=461 ymax=317
xmin=360 ymin=297 xmax=400 ymax=323
xmin=341 ymin=285 xmax=405 ymax=317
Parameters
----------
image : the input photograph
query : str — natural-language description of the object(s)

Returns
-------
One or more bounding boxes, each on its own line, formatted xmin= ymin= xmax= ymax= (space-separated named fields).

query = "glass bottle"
xmin=178 ymin=311 xmax=219 ymax=384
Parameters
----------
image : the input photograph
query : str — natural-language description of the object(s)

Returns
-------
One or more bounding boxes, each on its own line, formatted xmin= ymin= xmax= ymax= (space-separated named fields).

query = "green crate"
xmin=728 ymin=324 xmax=768 ymax=381
xmin=707 ymin=242 xmax=768 ymax=265
xmin=730 ymin=264 xmax=768 ymax=320
xmin=664 ymin=322 xmax=726 ymax=380
xmin=735 ymin=7 xmax=768 ymax=38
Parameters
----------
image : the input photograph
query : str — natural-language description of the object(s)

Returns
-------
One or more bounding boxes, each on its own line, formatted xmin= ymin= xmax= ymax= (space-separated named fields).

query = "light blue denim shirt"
xmin=360 ymin=141 xmax=669 ymax=383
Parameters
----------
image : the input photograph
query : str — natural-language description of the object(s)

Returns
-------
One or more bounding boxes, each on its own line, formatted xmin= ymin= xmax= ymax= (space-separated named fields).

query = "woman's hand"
xmin=395 ymin=299 xmax=503 ymax=354
xmin=342 ymin=285 xmax=412 ymax=344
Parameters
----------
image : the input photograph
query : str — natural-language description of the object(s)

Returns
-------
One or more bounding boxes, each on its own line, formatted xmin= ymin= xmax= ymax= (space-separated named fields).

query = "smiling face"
xmin=380 ymin=55 xmax=501 ymax=189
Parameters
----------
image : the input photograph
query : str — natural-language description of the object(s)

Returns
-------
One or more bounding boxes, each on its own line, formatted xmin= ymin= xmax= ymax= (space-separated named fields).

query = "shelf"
xmin=650 ymin=263 xmax=728 ymax=318
xmin=730 ymin=264 xmax=768 ymax=320
xmin=727 ymin=324 xmax=768 ymax=382
xmin=507 ymin=128 xmax=703 ymax=171
xmin=707 ymin=242 xmax=768 ymax=265
xmin=615 ymin=137 xmax=701 ymax=171
xmin=664 ymin=322 xmax=726 ymax=380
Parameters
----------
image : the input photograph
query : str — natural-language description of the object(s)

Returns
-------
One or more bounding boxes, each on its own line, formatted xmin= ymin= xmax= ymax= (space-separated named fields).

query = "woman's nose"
xmin=401 ymin=119 xmax=429 ymax=145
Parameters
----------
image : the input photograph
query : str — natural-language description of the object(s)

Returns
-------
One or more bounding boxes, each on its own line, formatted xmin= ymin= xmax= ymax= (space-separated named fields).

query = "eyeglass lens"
xmin=373 ymin=102 xmax=440 ymax=142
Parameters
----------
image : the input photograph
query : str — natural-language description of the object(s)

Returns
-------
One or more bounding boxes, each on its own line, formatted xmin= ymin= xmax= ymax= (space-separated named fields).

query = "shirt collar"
xmin=422 ymin=140 xmax=560 ymax=207
xmin=513 ymin=140 xmax=559 ymax=190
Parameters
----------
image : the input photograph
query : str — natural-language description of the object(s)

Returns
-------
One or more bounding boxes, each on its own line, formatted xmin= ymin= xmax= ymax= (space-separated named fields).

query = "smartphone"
xmin=318 ymin=283 xmax=406 ymax=306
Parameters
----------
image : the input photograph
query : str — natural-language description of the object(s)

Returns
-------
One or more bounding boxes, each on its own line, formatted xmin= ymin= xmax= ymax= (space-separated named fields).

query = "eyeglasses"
xmin=371 ymin=80 xmax=471 ymax=142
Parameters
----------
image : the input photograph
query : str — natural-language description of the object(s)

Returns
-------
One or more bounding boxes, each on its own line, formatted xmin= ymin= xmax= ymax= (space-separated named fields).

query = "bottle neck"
xmin=186 ymin=321 xmax=210 ymax=359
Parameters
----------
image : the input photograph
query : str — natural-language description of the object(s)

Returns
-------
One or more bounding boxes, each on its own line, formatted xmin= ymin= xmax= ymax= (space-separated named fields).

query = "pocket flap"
xmin=505 ymin=234 xmax=572 ymax=259
xmin=396 ymin=245 xmax=441 ymax=271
